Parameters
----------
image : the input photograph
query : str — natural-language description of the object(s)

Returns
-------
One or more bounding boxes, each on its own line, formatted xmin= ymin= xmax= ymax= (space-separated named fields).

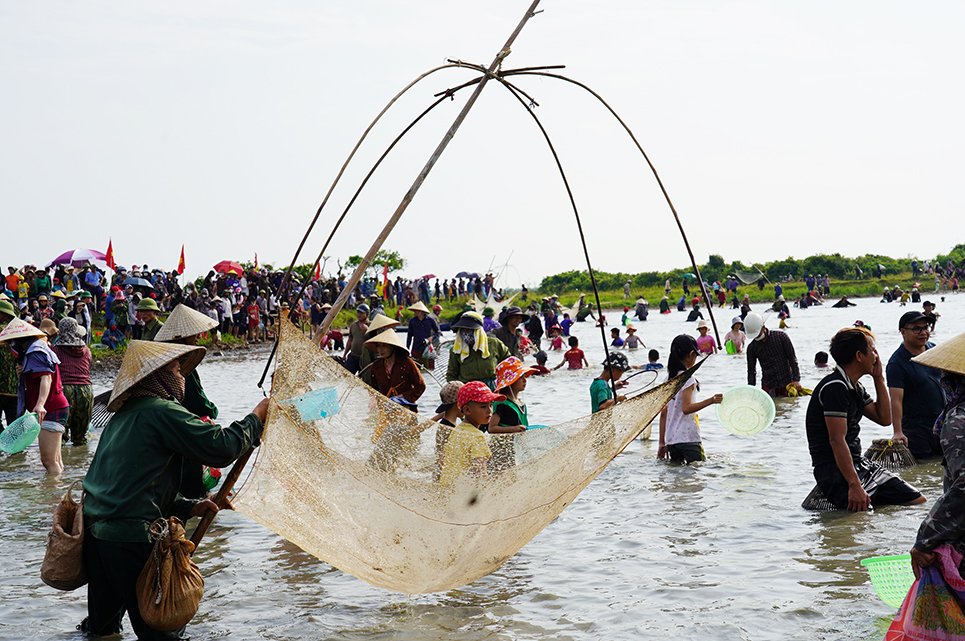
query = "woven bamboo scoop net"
xmin=232 ymin=320 xmax=691 ymax=594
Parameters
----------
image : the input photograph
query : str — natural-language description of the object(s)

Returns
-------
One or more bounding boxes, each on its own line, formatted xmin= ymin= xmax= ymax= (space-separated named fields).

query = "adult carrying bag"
xmin=40 ymin=480 xmax=87 ymax=591
xmin=136 ymin=517 xmax=204 ymax=631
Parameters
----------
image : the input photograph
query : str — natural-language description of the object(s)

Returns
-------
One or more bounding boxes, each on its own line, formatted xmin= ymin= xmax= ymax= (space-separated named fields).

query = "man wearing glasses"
xmin=887 ymin=311 xmax=945 ymax=460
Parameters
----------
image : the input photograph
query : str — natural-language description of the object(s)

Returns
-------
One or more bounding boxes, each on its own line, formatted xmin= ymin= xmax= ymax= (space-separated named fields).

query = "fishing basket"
xmin=860 ymin=554 xmax=915 ymax=608
xmin=801 ymin=484 xmax=838 ymax=511
xmin=0 ymin=412 xmax=42 ymax=454
xmin=90 ymin=390 xmax=114 ymax=429
xmin=136 ymin=517 xmax=204 ymax=632
xmin=863 ymin=439 xmax=918 ymax=470
xmin=40 ymin=480 xmax=87 ymax=591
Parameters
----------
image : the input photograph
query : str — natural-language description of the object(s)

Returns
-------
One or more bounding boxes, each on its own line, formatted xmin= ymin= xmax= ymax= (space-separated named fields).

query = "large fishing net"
xmin=232 ymin=320 xmax=691 ymax=594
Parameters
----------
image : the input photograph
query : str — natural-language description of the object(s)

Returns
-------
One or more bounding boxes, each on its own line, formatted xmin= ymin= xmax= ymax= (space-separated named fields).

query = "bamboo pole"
xmin=313 ymin=0 xmax=544 ymax=343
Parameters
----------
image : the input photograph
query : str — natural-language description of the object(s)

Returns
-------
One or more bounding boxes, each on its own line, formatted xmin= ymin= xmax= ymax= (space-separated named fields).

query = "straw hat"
xmin=912 ymin=332 xmax=965 ymax=377
xmin=108 ymin=340 xmax=207 ymax=412
xmin=407 ymin=301 xmax=429 ymax=314
xmin=364 ymin=328 xmax=407 ymax=352
xmin=56 ymin=317 xmax=87 ymax=347
xmin=696 ymin=319 xmax=711 ymax=330
xmin=0 ymin=317 xmax=45 ymax=342
xmin=51 ymin=290 xmax=67 ymax=300
xmin=155 ymin=304 xmax=218 ymax=342
xmin=367 ymin=314 xmax=399 ymax=334
xmin=39 ymin=319 xmax=59 ymax=338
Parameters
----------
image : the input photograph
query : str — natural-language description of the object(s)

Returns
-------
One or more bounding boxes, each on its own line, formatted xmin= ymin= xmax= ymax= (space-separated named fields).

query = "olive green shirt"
xmin=83 ymin=396 xmax=261 ymax=542
xmin=446 ymin=336 xmax=510 ymax=384
xmin=141 ymin=317 xmax=164 ymax=342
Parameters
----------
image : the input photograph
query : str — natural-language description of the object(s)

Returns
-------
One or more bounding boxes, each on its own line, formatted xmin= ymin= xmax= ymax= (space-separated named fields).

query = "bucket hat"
xmin=743 ymin=313 xmax=766 ymax=341
xmin=696 ymin=319 xmax=711 ymax=330
xmin=39 ymin=319 xmax=59 ymax=338
xmin=0 ymin=317 xmax=46 ymax=342
xmin=107 ymin=340 xmax=206 ymax=411
xmin=154 ymin=304 xmax=218 ymax=342
xmin=498 ymin=306 xmax=525 ymax=324
xmin=730 ymin=316 xmax=743 ymax=329
xmin=912 ymin=331 xmax=965 ymax=376
xmin=407 ymin=301 xmax=429 ymax=314
xmin=56 ymin=317 xmax=87 ymax=346
xmin=435 ymin=381 xmax=464 ymax=414
xmin=37 ymin=294 xmax=49 ymax=302
xmin=602 ymin=352 xmax=630 ymax=371
xmin=494 ymin=356 xmax=537 ymax=391
xmin=451 ymin=311 xmax=484 ymax=331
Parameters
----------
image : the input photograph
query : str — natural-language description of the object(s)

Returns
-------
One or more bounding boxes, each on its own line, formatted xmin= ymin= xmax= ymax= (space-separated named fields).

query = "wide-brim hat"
xmin=51 ymin=290 xmax=67 ymax=299
xmin=113 ymin=292 xmax=126 ymax=301
xmin=367 ymin=314 xmax=400 ymax=334
xmin=498 ymin=306 xmax=525 ymax=324
xmin=321 ymin=303 xmax=332 ymax=310
xmin=696 ymin=319 xmax=711 ymax=330
xmin=0 ymin=317 xmax=46 ymax=342
xmin=626 ymin=324 xmax=637 ymax=332
xmin=730 ymin=316 xmax=744 ymax=329
xmin=107 ymin=341 xmax=206 ymax=412
xmin=136 ymin=298 xmax=160 ymax=312
xmin=407 ymin=301 xmax=429 ymax=314
xmin=39 ymin=318 xmax=59 ymax=338
xmin=451 ymin=311 xmax=484 ymax=331
xmin=56 ymin=317 xmax=87 ymax=346
xmin=0 ymin=300 xmax=16 ymax=318
xmin=494 ymin=356 xmax=537 ymax=391
xmin=912 ymin=332 xmax=965 ymax=377
xmin=364 ymin=329 xmax=407 ymax=352
xmin=154 ymin=304 xmax=218 ymax=342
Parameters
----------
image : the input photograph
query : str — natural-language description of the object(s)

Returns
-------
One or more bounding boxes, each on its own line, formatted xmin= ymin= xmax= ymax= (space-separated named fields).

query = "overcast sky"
xmin=2 ymin=1 xmax=962 ymax=287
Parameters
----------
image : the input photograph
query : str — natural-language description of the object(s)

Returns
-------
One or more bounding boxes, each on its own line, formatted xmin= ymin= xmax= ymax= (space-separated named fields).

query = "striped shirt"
xmin=51 ymin=345 xmax=92 ymax=386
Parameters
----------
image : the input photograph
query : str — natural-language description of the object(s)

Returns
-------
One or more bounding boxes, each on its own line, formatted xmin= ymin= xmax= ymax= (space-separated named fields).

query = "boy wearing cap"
xmin=438 ymin=381 xmax=502 ymax=485
xmin=887 ymin=311 xmax=944 ymax=459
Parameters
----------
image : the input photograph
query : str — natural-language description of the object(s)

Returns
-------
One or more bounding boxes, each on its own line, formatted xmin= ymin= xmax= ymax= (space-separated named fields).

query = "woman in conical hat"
xmin=0 ymin=317 xmax=68 ymax=474
xmin=365 ymin=329 xmax=425 ymax=410
xmin=82 ymin=339 xmax=268 ymax=639
xmin=358 ymin=314 xmax=400 ymax=386
xmin=155 ymin=304 xmax=219 ymax=420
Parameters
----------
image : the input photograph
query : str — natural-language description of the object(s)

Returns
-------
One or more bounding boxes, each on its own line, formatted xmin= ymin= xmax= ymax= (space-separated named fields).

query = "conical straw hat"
xmin=364 ymin=329 xmax=407 ymax=352
xmin=108 ymin=340 xmax=206 ymax=411
xmin=0 ymin=317 xmax=45 ymax=343
xmin=407 ymin=301 xmax=429 ymax=313
xmin=912 ymin=332 xmax=965 ymax=377
xmin=367 ymin=314 xmax=399 ymax=333
xmin=154 ymin=304 xmax=218 ymax=342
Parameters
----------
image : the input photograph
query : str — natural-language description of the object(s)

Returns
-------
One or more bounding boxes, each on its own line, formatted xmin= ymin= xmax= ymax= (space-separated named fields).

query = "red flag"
xmin=177 ymin=245 xmax=185 ymax=275
xmin=382 ymin=261 xmax=389 ymax=289
xmin=314 ymin=262 xmax=321 ymax=280
xmin=254 ymin=252 xmax=258 ymax=268
xmin=105 ymin=239 xmax=116 ymax=271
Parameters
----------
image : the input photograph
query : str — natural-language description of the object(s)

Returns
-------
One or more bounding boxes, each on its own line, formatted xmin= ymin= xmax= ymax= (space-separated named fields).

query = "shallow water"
xmin=2 ymin=293 xmax=963 ymax=640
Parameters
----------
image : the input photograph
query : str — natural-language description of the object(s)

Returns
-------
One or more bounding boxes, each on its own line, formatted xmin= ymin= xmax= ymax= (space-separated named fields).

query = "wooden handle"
xmin=189 ymin=445 xmax=256 ymax=552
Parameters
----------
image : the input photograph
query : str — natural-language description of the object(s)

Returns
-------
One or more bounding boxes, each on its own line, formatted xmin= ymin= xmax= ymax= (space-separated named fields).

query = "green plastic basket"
xmin=0 ymin=413 xmax=42 ymax=454
xmin=860 ymin=554 xmax=915 ymax=608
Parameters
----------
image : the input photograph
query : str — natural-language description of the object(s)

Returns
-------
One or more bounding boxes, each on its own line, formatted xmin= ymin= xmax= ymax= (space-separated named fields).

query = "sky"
xmin=2 ymin=1 xmax=963 ymax=288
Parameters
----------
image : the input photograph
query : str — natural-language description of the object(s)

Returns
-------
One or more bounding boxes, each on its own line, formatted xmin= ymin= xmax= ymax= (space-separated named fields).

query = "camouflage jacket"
xmin=915 ymin=403 xmax=965 ymax=553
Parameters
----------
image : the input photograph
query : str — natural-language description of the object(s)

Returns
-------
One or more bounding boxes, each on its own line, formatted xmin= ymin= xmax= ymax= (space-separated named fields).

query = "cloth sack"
xmin=40 ymin=480 xmax=87 ymax=591
xmin=886 ymin=543 xmax=965 ymax=640
xmin=136 ymin=517 xmax=204 ymax=632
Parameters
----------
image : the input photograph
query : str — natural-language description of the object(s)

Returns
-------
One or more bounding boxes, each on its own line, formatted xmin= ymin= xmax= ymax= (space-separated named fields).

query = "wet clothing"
xmin=887 ymin=343 xmax=944 ymax=459
xmin=746 ymin=330 xmax=800 ymax=395
xmin=805 ymin=366 xmax=921 ymax=509
xmin=590 ymin=378 xmax=613 ymax=413
xmin=915 ymin=403 xmax=965 ymax=554
xmin=51 ymin=344 xmax=93 ymax=445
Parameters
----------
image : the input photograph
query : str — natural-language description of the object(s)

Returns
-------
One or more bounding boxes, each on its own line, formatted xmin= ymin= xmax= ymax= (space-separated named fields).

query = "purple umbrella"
xmin=46 ymin=249 xmax=108 ymax=270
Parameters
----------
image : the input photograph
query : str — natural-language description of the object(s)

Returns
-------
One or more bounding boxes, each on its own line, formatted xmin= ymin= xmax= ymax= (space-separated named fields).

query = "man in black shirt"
xmin=805 ymin=327 xmax=926 ymax=511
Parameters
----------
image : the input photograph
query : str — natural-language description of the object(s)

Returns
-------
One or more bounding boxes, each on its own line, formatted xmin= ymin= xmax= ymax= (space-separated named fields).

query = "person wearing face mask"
xmin=80 ymin=339 xmax=268 ymax=640
xmin=446 ymin=311 xmax=510 ymax=390
xmin=744 ymin=312 xmax=803 ymax=397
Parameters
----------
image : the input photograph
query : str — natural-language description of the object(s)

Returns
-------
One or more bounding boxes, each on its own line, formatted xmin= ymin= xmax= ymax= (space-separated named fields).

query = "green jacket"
xmin=446 ymin=336 xmax=510 ymax=384
xmin=183 ymin=369 xmax=218 ymax=419
xmin=142 ymin=318 xmax=164 ymax=342
xmin=83 ymin=396 xmax=261 ymax=542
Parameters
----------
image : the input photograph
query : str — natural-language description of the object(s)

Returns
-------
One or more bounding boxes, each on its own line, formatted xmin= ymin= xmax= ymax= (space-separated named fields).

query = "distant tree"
xmin=344 ymin=250 xmax=406 ymax=278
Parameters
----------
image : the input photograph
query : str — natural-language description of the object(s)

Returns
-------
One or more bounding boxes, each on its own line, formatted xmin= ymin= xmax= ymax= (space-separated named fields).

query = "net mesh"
xmin=233 ymin=320 xmax=689 ymax=594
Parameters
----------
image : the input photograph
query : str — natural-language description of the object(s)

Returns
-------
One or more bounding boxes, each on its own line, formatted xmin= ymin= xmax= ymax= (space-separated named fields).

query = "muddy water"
xmin=1 ymin=294 xmax=962 ymax=640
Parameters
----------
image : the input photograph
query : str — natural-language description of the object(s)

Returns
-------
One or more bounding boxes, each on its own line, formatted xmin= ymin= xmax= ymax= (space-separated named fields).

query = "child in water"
xmin=657 ymin=334 xmax=723 ymax=464
xmin=554 ymin=336 xmax=589 ymax=370
xmin=590 ymin=352 xmax=629 ymax=413
xmin=621 ymin=307 xmax=630 ymax=326
xmin=722 ymin=316 xmax=746 ymax=354
xmin=814 ymin=351 xmax=830 ymax=368
xmin=624 ymin=325 xmax=645 ymax=350
xmin=531 ymin=350 xmax=551 ymax=375
xmin=610 ymin=327 xmax=625 ymax=348
xmin=548 ymin=325 xmax=564 ymax=351
xmin=696 ymin=319 xmax=717 ymax=354
xmin=438 ymin=382 xmax=501 ymax=485
xmin=488 ymin=357 xmax=538 ymax=471
xmin=643 ymin=349 xmax=663 ymax=371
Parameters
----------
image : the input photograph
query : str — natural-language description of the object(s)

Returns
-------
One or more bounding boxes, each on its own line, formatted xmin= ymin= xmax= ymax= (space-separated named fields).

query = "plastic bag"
xmin=136 ymin=517 xmax=204 ymax=632
xmin=886 ymin=544 xmax=965 ymax=640
xmin=40 ymin=480 xmax=87 ymax=591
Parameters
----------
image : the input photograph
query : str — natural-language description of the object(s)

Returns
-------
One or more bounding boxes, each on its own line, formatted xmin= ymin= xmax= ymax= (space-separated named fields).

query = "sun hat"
xmin=135 ymin=298 xmax=160 ymax=312
xmin=0 ymin=300 xmax=16 ymax=319
xmin=435 ymin=381 xmax=465 ymax=414
xmin=107 ymin=340 xmax=207 ymax=412
xmin=602 ymin=351 xmax=630 ymax=371
xmin=367 ymin=314 xmax=400 ymax=334
xmin=154 ymin=304 xmax=218 ymax=342
xmin=696 ymin=319 xmax=711 ymax=330
xmin=321 ymin=303 xmax=332 ymax=309
xmin=407 ymin=301 xmax=429 ymax=314
xmin=498 ymin=306 xmax=525 ymax=324
xmin=451 ymin=311 xmax=484 ymax=331
xmin=731 ymin=316 xmax=744 ymax=329
xmin=626 ymin=324 xmax=637 ymax=333
xmin=114 ymin=291 xmax=126 ymax=301
xmin=912 ymin=332 xmax=965 ymax=376
xmin=51 ymin=290 xmax=67 ymax=300
xmin=777 ymin=295 xmax=785 ymax=302
xmin=457 ymin=381 xmax=505 ymax=409
xmin=56 ymin=317 xmax=87 ymax=346
xmin=39 ymin=319 xmax=59 ymax=338
xmin=743 ymin=312 xmax=766 ymax=341
xmin=0 ymin=317 xmax=46 ymax=342
xmin=356 ymin=304 xmax=370 ymax=315
xmin=898 ymin=311 xmax=927 ymax=329
xmin=494 ymin=356 xmax=537 ymax=391
xmin=37 ymin=294 xmax=49 ymax=302
xmin=364 ymin=328 xmax=407 ymax=352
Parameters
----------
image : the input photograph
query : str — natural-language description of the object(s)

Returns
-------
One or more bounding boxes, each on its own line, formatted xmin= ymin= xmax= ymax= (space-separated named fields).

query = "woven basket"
xmin=863 ymin=439 xmax=918 ymax=470
xmin=801 ymin=484 xmax=837 ymax=511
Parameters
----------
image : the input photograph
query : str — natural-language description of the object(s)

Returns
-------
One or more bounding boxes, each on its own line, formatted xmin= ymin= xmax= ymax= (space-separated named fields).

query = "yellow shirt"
xmin=438 ymin=422 xmax=491 ymax=485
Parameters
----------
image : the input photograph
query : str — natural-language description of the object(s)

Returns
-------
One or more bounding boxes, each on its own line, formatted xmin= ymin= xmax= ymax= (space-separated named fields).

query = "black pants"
xmin=0 ymin=395 xmax=16 ymax=432
xmin=83 ymin=534 xmax=187 ymax=640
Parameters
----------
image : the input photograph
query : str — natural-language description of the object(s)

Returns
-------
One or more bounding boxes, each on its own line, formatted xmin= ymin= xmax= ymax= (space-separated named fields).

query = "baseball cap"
xmin=435 ymin=381 xmax=464 ymax=414
xmin=898 ymin=311 xmax=928 ymax=329
xmin=457 ymin=381 xmax=505 ymax=409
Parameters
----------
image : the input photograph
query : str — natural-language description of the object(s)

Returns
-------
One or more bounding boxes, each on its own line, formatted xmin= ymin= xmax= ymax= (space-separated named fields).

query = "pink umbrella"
xmin=46 ymin=249 xmax=108 ymax=269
